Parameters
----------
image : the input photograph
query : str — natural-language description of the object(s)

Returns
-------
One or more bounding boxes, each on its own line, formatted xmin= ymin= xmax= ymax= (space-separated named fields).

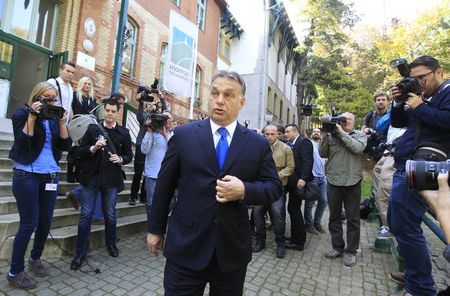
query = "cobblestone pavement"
xmin=0 ymin=208 xmax=448 ymax=296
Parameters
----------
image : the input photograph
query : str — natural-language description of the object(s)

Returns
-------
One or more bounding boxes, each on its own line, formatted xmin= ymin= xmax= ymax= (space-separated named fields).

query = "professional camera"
xmin=406 ymin=159 xmax=450 ymax=190
xmin=35 ymin=96 xmax=65 ymax=120
xmin=145 ymin=113 xmax=169 ymax=131
xmin=390 ymin=58 xmax=420 ymax=102
xmin=321 ymin=114 xmax=347 ymax=133
xmin=137 ymin=78 xmax=159 ymax=102
xmin=364 ymin=128 xmax=386 ymax=160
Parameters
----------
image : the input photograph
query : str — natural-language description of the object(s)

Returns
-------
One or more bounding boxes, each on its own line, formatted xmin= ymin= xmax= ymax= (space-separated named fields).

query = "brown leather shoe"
xmin=389 ymin=271 xmax=405 ymax=284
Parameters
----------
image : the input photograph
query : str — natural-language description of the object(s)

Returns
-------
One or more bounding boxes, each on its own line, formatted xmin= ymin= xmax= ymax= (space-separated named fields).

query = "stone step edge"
xmin=0 ymin=190 xmax=132 ymax=202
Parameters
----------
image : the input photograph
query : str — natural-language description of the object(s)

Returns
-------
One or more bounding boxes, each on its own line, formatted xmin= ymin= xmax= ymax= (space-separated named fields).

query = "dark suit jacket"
xmin=288 ymin=136 xmax=314 ymax=188
xmin=148 ymin=119 xmax=282 ymax=272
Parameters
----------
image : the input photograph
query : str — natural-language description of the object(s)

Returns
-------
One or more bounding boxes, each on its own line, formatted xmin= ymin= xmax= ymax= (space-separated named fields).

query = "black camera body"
xmin=138 ymin=78 xmax=159 ymax=102
xmin=145 ymin=113 xmax=169 ymax=131
xmin=390 ymin=58 xmax=420 ymax=102
xmin=36 ymin=96 xmax=65 ymax=120
xmin=321 ymin=115 xmax=347 ymax=133
xmin=406 ymin=159 xmax=450 ymax=190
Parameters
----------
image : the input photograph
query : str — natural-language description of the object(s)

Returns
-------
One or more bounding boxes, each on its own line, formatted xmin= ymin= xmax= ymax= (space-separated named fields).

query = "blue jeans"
xmin=145 ymin=177 xmax=157 ymax=223
xmin=387 ymin=170 xmax=436 ymax=295
xmin=254 ymin=194 xmax=286 ymax=245
xmin=76 ymin=176 xmax=118 ymax=256
xmin=10 ymin=169 xmax=59 ymax=274
xmin=304 ymin=176 xmax=328 ymax=226
xmin=72 ymin=185 xmax=104 ymax=220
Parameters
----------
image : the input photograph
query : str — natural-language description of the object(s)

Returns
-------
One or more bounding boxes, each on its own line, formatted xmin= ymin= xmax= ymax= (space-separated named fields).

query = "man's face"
xmin=311 ymin=128 xmax=321 ymax=140
xmin=208 ymin=77 xmax=245 ymax=126
xmin=163 ymin=112 xmax=173 ymax=129
xmin=340 ymin=113 xmax=355 ymax=132
xmin=411 ymin=65 xmax=442 ymax=97
xmin=284 ymin=126 xmax=298 ymax=142
xmin=104 ymin=103 xmax=118 ymax=125
xmin=375 ymin=95 xmax=389 ymax=111
xmin=59 ymin=65 xmax=75 ymax=83
xmin=264 ymin=125 xmax=278 ymax=145
xmin=277 ymin=131 xmax=285 ymax=142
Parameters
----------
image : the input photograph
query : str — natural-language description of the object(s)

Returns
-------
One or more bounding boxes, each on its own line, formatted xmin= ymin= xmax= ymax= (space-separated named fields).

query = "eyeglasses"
xmin=411 ymin=71 xmax=434 ymax=81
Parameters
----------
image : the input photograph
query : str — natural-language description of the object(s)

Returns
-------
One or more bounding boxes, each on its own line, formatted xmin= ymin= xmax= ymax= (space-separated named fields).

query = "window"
xmin=122 ymin=19 xmax=138 ymax=76
xmin=171 ymin=0 xmax=180 ymax=6
xmin=159 ymin=43 xmax=168 ymax=88
xmin=197 ymin=0 xmax=206 ymax=30
xmin=194 ymin=66 xmax=202 ymax=105
xmin=224 ymin=40 xmax=231 ymax=61
xmin=287 ymin=108 xmax=290 ymax=124
xmin=218 ymin=32 xmax=232 ymax=63
xmin=2 ymin=0 xmax=59 ymax=49
xmin=279 ymin=100 xmax=283 ymax=122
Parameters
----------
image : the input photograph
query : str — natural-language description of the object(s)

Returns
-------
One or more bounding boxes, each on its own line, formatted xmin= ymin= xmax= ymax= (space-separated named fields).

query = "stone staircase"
xmin=0 ymin=131 xmax=147 ymax=260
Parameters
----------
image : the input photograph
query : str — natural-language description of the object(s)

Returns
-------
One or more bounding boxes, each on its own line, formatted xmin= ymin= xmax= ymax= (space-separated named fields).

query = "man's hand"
xmin=297 ymin=179 xmax=306 ymax=189
xmin=420 ymin=171 xmax=450 ymax=214
xmin=390 ymin=84 xmax=403 ymax=102
xmin=147 ymin=233 xmax=164 ymax=256
xmin=405 ymin=92 xmax=424 ymax=110
xmin=108 ymin=152 xmax=122 ymax=164
xmin=216 ymin=175 xmax=245 ymax=203
xmin=91 ymin=138 xmax=107 ymax=153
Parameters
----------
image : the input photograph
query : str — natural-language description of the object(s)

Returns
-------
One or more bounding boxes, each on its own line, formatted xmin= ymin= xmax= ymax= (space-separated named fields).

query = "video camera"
xmin=321 ymin=115 xmax=347 ymax=133
xmin=390 ymin=58 xmax=420 ymax=102
xmin=34 ymin=96 xmax=65 ymax=120
xmin=406 ymin=159 xmax=450 ymax=190
xmin=137 ymin=78 xmax=159 ymax=102
xmin=145 ymin=113 xmax=169 ymax=131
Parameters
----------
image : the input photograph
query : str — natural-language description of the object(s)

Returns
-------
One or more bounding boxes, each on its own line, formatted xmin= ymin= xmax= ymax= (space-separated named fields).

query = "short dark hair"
xmin=277 ymin=124 xmax=285 ymax=134
xmin=285 ymin=124 xmax=299 ymax=132
xmin=104 ymin=98 xmax=121 ymax=111
xmin=60 ymin=61 xmax=76 ymax=70
xmin=410 ymin=56 xmax=441 ymax=71
xmin=109 ymin=92 xmax=126 ymax=102
xmin=212 ymin=70 xmax=246 ymax=96
xmin=373 ymin=91 xmax=390 ymax=101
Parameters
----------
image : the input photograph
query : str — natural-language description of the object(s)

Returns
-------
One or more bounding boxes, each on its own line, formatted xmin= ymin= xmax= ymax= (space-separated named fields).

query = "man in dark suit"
xmin=284 ymin=124 xmax=314 ymax=250
xmin=147 ymin=70 xmax=282 ymax=295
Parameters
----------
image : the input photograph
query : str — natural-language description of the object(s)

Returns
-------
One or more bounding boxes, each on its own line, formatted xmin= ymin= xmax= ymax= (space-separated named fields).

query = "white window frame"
xmin=159 ymin=43 xmax=168 ymax=88
xmin=194 ymin=66 xmax=201 ymax=103
xmin=196 ymin=0 xmax=206 ymax=30
xmin=122 ymin=18 xmax=138 ymax=76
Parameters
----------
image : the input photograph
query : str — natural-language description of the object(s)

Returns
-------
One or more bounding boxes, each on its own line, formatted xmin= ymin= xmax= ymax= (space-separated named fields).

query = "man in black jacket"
xmin=284 ymin=124 xmax=314 ymax=250
xmin=70 ymin=98 xmax=133 ymax=270
xmin=388 ymin=56 xmax=450 ymax=296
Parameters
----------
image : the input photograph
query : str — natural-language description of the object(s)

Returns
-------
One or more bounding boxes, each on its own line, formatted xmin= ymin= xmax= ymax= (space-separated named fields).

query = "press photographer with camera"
xmin=7 ymin=82 xmax=71 ymax=289
xmin=387 ymin=55 xmax=450 ymax=296
xmin=129 ymin=78 xmax=167 ymax=205
xmin=70 ymin=98 xmax=133 ymax=270
xmin=319 ymin=112 xmax=367 ymax=267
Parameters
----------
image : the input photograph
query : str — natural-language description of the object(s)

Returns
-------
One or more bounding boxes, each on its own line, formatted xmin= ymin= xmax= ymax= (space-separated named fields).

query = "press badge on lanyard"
xmin=45 ymin=173 xmax=57 ymax=191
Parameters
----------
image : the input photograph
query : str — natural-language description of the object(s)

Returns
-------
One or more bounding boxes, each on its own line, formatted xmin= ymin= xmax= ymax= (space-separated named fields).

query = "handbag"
xmin=295 ymin=182 xmax=320 ymax=201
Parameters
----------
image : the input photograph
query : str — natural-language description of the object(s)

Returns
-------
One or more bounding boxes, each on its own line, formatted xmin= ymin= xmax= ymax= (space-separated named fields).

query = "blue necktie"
xmin=216 ymin=127 xmax=229 ymax=171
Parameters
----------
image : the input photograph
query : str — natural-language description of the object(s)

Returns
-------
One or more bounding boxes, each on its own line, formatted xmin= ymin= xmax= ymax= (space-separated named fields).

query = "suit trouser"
xmin=130 ymin=144 xmax=146 ymax=201
xmin=327 ymin=182 xmax=361 ymax=255
xmin=164 ymin=254 xmax=247 ymax=296
xmin=287 ymin=188 xmax=306 ymax=246
xmin=372 ymin=155 xmax=395 ymax=226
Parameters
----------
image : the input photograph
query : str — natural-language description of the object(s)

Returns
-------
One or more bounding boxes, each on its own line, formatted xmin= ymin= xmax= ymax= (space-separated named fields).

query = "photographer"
xmin=319 ymin=112 xmax=367 ymax=267
xmin=140 ymin=113 xmax=169 ymax=224
xmin=7 ymin=82 xmax=71 ymax=289
xmin=70 ymin=98 xmax=133 ymax=270
xmin=388 ymin=55 xmax=450 ymax=296
xmin=129 ymin=83 xmax=167 ymax=205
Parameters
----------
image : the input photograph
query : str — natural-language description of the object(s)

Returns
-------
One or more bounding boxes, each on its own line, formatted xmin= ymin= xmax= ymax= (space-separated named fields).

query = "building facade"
xmin=0 ymin=0 xmax=227 ymax=123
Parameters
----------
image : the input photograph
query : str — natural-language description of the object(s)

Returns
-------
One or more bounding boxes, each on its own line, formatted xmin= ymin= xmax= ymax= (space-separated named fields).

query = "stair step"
xmin=0 ymin=213 xmax=148 ymax=259
xmin=0 ymin=190 xmax=146 ymax=215
xmin=0 ymin=158 xmax=135 ymax=173
xmin=0 ymin=201 xmax=146 ymax=238
xmin=0 ymin=180 xmax=133 ymax=196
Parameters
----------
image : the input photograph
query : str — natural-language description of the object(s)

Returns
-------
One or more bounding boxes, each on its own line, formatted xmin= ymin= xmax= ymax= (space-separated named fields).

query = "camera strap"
xmin=96 ymin=123 xmax=118 ymax=155
xmin=53 ymin=78 xmax=63 ymax=107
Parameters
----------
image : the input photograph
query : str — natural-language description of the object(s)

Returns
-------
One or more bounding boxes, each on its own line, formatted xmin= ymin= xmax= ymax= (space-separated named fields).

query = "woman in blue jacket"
xmin=7 ymin=81 xmax=71 ymax=290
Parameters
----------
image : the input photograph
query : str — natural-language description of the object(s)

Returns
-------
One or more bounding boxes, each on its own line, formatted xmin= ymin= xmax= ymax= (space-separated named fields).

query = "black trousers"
xmin=287 ymin=188 xmax=306 ymax=246
xmin=130 ymin=145 xmax=146 ymax=200
xmin=164 ymin=254 xmax=247 ymax=296
xmin=327 ymin=181 xmax=361 ymax=254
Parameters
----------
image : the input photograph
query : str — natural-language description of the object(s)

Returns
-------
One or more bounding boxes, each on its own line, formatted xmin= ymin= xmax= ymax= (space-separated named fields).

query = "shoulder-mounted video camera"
xmin=321 ymin=114 xmax=347 ymax=133
xmin=390 ymin=58 xmax=420 ymax=102
xmin=137 ymin=78 xmax=159 ymax=102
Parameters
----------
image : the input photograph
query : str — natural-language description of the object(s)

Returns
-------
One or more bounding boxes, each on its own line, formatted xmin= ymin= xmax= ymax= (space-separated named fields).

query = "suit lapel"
xmin=221 ymin=123 xmax=248 ymax=174
xmin=195 ymin=120 xmax=220 ymax=173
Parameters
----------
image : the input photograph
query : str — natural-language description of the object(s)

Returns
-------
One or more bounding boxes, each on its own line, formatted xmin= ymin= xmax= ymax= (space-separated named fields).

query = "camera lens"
xmin=406 ymin=160 xmax=450 ymax=190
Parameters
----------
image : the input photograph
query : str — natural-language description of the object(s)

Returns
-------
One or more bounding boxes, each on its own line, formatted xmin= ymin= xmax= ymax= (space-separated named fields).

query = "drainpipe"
xmin=111 ymin=0 xmax=129 ymax=94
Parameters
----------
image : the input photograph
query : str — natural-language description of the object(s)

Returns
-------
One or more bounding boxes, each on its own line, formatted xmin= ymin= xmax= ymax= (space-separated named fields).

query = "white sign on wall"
xmin=76 ymin=51 xmax=96 ymax=71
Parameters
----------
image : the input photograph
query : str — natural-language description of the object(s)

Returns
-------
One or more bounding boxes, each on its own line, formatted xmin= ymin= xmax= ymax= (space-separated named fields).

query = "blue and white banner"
xmin=163 ymin=10 xmax=198 ymax=97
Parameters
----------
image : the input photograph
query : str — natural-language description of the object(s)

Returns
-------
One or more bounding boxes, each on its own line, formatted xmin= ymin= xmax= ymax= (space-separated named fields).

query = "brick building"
xmin=0 ymin=0 xmax=227 ymax=123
